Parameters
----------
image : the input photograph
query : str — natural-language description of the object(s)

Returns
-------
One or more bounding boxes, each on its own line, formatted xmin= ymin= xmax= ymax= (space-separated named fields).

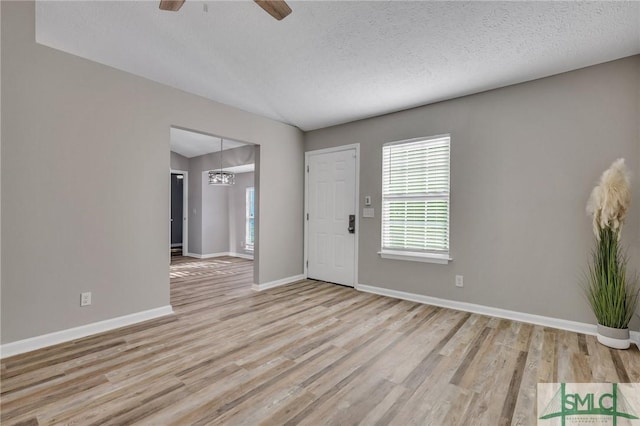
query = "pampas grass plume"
xmin=586 ymin=158 xmax=631 ymax=238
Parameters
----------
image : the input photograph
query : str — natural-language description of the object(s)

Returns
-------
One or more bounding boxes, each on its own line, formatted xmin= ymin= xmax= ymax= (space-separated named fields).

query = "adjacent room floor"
xmin=1 ymin=256 xmax=639 ymax=425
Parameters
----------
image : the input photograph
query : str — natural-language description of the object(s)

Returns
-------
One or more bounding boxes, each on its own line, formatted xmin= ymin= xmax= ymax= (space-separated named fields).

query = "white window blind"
xmin=382 ymin=136 xmax=450 ymax=257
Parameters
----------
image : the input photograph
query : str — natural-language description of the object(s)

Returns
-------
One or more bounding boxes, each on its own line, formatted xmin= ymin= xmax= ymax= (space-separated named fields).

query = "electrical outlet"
xmin=80 ymin=292 xmax=92 ymax=306
xmin=455 ymin=275 xmax=464 ymax=288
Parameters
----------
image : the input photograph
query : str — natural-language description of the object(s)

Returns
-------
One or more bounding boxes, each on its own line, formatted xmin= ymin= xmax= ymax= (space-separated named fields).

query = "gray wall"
xmin=0 ymin=2 xmax=3 ymax=341
xmin=170 ymin=151 xmax=189 ymax=171
xmin=1 ymin=1 xmax=304 ymax=344
xmin=187 ymin=145 xmax=255 ymax=255
xmin=200 ymin=173 xmax=229 ymax=255
xmin=229 ymin=172 xmax=255 ymax=255
xmin=193 ymin=145 xmax=255 ymax=171
xmin=306 ymin=56 xmax=640 ymax=328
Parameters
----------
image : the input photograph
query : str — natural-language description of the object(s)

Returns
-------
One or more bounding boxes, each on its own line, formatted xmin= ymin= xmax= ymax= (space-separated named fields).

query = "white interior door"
xmin=307 ymin=148 xmax=357 ymax=286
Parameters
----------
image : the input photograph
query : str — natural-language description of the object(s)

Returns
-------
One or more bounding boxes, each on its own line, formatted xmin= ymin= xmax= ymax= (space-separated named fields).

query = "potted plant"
xmin=585 ymin=158 xmax=639 ymax=349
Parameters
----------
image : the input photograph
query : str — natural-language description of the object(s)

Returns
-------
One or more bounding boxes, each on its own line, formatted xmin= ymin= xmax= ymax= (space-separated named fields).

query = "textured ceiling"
xmin=170 ymin=127 xmax=246 ymax=158
xmin=36 ymin=1 xmax=640 ymax=131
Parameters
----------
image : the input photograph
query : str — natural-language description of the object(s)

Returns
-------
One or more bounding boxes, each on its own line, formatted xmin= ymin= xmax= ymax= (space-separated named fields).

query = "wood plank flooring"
xmin=1 ymin=256 xmax=639 ymax=425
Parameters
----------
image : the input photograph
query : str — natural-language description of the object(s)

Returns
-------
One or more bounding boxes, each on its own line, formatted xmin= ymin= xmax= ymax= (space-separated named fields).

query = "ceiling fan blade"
xmin=159 ymin=0 xmax=185 ymax=12
xmin=254 ymin=0 xmax=292 ymax=21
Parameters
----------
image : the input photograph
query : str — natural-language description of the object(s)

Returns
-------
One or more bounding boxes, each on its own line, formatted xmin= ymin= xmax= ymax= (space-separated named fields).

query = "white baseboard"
xmin=252 ymin=274 xmax=306 ymax=291
xmin=229 ymin=252 xmax=254 ymax=260
xmin=355 ymin=283 xmax=640 ymax=343
xmin=184 ymin=252 xmax=253 ymax=260
xmin=0 ymin=305 xmax=174 ymax=359
xmin=188 ymin=252 xmax=229 ymax=259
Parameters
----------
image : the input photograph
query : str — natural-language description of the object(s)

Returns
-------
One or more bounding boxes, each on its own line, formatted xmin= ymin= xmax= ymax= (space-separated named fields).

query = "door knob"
xmin=348 ymin=215 xmax=355 ymax=234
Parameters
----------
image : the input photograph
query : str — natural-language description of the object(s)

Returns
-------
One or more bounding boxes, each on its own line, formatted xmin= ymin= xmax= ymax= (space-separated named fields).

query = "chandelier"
xmin=208 ymin=138 xmax=235 ymax=185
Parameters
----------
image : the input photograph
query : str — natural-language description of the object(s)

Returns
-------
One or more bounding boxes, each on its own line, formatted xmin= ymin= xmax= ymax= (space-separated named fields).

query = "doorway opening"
xmin=169 ymin=126 xmax=258 ymax=290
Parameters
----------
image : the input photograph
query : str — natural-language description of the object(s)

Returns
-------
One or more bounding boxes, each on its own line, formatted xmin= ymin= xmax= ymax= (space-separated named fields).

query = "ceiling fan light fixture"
xmin=254 ymin=0 xmax=292 ymax=21
xmin=159 ymin=0 xmax=185 ymax=11
xmin=159 ymin=0 xmax=291 ymax=20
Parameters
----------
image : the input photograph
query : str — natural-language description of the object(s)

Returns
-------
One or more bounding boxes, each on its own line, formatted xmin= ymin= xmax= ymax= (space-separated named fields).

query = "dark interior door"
xmin=171 ymin=174 xmax=184 ymax=247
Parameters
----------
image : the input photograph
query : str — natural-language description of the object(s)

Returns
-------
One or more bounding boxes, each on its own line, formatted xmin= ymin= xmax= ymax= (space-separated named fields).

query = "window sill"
xmin=378 ymin=250 xmax=451 ymax=264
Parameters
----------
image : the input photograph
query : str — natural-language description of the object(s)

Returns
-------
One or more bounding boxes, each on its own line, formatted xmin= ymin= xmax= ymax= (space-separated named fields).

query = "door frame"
xmin=304 ymin=144 xmax=360 ymax=287
xmin=170 ymin=169 xmax=189 ymax=255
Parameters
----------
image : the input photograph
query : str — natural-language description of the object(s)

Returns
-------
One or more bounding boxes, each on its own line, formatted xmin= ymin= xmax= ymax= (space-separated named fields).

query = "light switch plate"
xmin=364 ymin=196 xmax=372 ymax=206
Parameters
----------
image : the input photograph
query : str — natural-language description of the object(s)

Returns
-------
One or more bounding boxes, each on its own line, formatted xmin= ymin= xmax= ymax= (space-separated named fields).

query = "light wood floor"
xmin=1 ymin=257 xmax=639 ymax=425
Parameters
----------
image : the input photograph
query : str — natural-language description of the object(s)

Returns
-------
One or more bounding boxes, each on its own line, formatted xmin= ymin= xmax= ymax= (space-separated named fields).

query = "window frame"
xmin=379 ymin=135 xmax=451 ymax=264
xmin=245 ymin=187 xmax=255 ymax=252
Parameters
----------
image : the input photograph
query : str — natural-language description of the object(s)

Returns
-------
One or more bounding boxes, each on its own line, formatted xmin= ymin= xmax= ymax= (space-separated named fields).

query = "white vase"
xmin=597 ymin=324 xmax=631 ymax=350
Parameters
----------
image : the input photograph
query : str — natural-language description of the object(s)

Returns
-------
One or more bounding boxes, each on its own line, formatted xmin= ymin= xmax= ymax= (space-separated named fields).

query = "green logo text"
xmin=539 ymin=383 xmax=639 ymax=426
